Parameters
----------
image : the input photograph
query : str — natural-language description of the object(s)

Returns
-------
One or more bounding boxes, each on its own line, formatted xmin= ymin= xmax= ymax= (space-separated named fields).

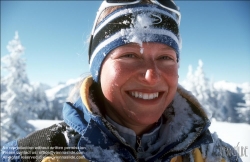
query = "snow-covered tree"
xmin=181 ymin=60 xmax=249 ymax=124
xmin=1 ymin=31 xmax=35 ymax=145
xmin=0 ymin=32 xmax=52 ymax=145
xmin=181 ymin=60 xmax=216 ymax=119
xmin=1 ymin=32 xmax=68 ymax=143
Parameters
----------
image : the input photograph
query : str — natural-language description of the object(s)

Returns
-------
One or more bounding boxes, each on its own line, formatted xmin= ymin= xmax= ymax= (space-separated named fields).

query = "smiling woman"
xmin=1 ymin=0 xmax=243 ymax=162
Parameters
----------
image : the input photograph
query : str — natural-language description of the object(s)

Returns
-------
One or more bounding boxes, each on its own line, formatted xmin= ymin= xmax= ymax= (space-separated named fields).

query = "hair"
xmin=67 ymin=79 xmax=84 ymax=103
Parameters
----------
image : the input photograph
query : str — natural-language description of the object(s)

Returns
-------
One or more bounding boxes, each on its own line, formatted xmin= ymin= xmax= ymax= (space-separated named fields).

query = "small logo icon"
xmin=151 ymin=14 xmax=162 ymax=24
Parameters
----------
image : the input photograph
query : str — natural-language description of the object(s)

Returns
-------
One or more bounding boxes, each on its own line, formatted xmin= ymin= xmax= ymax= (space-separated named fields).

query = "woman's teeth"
xmin=130 ymin=91 xmax=159 ymax=100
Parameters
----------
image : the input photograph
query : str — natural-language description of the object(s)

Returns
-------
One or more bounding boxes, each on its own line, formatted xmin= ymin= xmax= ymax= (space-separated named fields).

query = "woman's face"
xmin=100 ymin=43 xmax=178 ymax=127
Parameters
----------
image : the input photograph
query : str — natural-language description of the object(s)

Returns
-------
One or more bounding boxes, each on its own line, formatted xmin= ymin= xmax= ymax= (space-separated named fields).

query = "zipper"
xmin=136 ymin=136 xmax=143 ymax=153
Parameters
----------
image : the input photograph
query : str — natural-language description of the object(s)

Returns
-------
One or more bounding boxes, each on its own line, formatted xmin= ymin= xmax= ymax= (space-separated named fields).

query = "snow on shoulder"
xmin=28 ymin=120 xmax=62 ymax=130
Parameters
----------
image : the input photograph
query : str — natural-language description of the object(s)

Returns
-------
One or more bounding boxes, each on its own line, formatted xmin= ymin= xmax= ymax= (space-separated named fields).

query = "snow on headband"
xmin=89 ymin=4 xmax=181 ymax=82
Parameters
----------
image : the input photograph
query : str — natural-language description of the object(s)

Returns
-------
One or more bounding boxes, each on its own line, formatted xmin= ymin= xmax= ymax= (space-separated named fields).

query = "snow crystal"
xmin=95 ymin=70 xmax=98 ymax=76
xmin=140 ymin=47 xmax=144 ymax=54
xmin=136 ymin=14 xmax=155 ymax=28
xmin=63 ymin=131 xmax=70 ymax=146
xmin=119 ymin=12 xmax=159 ymax=52
xmin=122 ymin=20 xmax=130 ymax=25
xmin=100 ymin=131 xmax=108 ymax=144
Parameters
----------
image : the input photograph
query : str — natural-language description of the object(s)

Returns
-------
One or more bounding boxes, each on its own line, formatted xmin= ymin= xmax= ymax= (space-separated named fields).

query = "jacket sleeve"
xmin=200 ymin=133 xmax=242 ymax=162
xmin=1 ymin=140 xmax=22 ymax=162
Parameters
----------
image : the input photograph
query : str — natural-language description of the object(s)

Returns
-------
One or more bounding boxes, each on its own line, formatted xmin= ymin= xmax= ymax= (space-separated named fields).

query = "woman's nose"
xmin=139 ymin=67 xmax=160 ymax=85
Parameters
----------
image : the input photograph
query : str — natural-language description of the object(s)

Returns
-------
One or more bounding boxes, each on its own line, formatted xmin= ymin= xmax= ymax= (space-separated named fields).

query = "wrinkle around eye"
xmin=122 ymin=54 xmax=136 ymax=58
xmin=157 ymin=55 xmax=175 ymax=61
xmin=110 ymin=52 xmax=137 ymax=60
xmin=119 ymin=52 xmax=141 ymax=59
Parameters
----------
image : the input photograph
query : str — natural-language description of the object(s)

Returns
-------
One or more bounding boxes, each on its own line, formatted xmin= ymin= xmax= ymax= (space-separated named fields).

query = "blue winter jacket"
xmin=1 ymin=76 xmax=242 ymax=162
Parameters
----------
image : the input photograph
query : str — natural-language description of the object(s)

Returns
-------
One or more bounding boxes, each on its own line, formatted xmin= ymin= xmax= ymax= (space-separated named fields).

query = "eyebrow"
xmin=159 ymin=46 xmax=175 ymax=51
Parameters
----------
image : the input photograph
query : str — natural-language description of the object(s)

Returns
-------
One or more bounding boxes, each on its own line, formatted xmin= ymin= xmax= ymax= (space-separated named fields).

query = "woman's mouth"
xmin=129 ymin=91 xmax=159 ymax=100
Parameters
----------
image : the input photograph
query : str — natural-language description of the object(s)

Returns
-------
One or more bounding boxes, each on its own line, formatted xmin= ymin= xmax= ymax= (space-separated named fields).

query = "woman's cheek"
xmin=103 ymin=61 xmax=134 ymax=93
xmin=160 ymin=64 xmax=179 ymax=77
xmin=112 ymin=61 xmax=138 ymax=78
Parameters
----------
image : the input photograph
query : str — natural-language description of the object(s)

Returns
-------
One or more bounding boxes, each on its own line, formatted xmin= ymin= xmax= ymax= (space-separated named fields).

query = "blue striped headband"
xmin=89 ymin=4 xmax=181 ymax=82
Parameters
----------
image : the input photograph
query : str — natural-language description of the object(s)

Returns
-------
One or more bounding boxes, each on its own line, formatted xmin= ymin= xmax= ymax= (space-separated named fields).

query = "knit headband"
xmin=89 ymin=4 xmax=181 ymax=82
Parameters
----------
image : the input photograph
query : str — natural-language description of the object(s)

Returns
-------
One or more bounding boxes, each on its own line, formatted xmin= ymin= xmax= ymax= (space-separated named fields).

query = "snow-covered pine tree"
xmin=181 ymin=60 xmax=248 ymax=123
xmin=181 ymin=60 xmax=217 ymax=119
xmin=0 ymin=32 xmax=49 ymax=146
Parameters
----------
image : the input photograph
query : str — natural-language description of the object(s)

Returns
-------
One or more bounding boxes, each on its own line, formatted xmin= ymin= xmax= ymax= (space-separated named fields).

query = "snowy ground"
xmin=209 ymin=119 xmax=250 ymax=162
xmin=28 ymin=119 xmax=250 ymax=162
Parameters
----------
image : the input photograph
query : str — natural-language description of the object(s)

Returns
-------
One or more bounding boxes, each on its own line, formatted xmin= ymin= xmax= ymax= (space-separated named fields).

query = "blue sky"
xmin=1 ymin=1 xmax=250 ymax=86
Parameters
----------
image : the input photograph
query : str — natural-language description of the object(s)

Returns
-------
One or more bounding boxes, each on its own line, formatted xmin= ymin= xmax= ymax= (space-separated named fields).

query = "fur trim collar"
xmin=162 ymin=85 xmax=210 ymax=152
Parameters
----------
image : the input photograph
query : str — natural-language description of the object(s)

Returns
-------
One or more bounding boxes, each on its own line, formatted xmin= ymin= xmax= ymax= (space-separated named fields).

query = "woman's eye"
xmin=159 ymin=56 xmax=173 ymax=60
xmin=122 ymin=54 xmax=136 ymax=58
